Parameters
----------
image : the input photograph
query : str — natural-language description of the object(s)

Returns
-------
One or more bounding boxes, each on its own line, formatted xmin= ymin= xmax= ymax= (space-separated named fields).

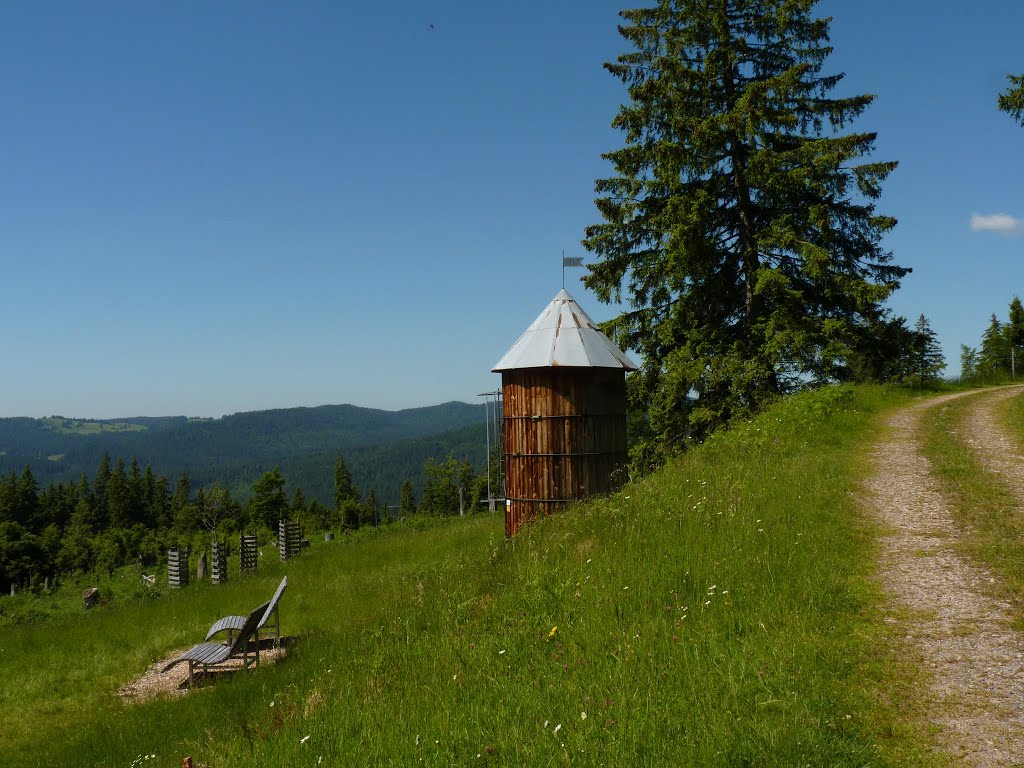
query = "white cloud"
xmin=970 ymin=213 xmax=1021 ymax=234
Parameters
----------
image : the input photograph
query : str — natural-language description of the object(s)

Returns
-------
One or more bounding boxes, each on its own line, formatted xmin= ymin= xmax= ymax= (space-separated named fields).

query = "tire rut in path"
xmin=864 ymin=390 xmax=1024 ymax=767
xmin=959 ymin=387 xmax=1024 ymax=499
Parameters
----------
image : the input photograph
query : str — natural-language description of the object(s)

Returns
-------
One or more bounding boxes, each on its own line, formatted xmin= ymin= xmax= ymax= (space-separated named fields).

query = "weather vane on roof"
xmin=562 ymin=251 xmax=584 ymax=288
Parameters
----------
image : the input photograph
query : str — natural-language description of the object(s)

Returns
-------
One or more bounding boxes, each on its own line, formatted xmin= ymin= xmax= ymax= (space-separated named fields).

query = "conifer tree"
xmin=127 ymin=458 xmax=144 ymax=525
xmin=151 ymin=475 xmax=170 ymax=529
xmin=333 ymin=454 xmax=358 ymax=508
xmin=58 ymin=500 xmax=95 ymax=573
xmin=1005 ymin=296 xmax=1024 ymax=377
xmin=979 ymin=314 xmax=1010 ymax=379
xmin=250 ymin=468 xmax=287 ymax=531
xmin=999 ymin=74 xmax=1024 ymax=125
xmin=362 ymin=488 xmax=380 ymax=527
xmin=93 ymin=452 xmax=112 ymax=527
xmin=141 ymin=465 xmax=157 ymax=528
xmin=170 ymin=473 xmax=192 ymax=530
xmin=584 ymin=0 xmax=907 ymax=452
xmin=399 ymin=479 xmax=416 ymax=518
xmin=16 ymin=466 xmax=40 ymax=529
xmin=0 ymin=472 xmax=16 ymax=525
xmin=307 ymin=499 xmax=330 ymax=531
xmin=911 ymin=314 xmax=945 ymax=382
xmin=290 ymin=486 xmax=306 ymax=517
xmin=340 ymin=499 xmax=361 ymax=532
xmin=106 ymin=459 xmax=130 ymax=529
xmin=960 ymin=344 xmax=979 ymax=381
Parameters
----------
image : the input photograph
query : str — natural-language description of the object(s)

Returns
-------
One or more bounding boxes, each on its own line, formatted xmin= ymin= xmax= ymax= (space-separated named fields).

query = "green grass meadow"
xmin=39 ymin=417 xmax=147 ymax=435
xmin=2 ymin=385 xmax=944 ymax=766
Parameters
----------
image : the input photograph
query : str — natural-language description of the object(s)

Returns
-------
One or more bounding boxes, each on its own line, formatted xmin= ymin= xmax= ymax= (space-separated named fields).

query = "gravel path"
xmin=864 ymin=388 xmax=1024 ymax=766
xmin=959 ymin=387 xmax=1024 ymax=496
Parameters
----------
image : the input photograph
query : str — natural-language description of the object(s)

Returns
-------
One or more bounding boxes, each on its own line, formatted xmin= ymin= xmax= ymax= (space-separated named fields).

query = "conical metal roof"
xmin=492 ymin=289 xmax=638 ymax=372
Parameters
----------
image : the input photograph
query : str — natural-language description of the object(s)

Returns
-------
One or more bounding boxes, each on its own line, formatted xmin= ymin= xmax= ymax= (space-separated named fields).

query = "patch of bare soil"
xmin=118 ymin=639 xmax=289 ymax=703
xmin=864 ymin=391 xmax=1024 ymax=767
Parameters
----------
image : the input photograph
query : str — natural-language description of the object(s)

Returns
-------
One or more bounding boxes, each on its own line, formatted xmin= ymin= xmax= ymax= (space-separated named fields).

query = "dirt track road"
xmin=864 ymin=387 xmax=1024 ymax=766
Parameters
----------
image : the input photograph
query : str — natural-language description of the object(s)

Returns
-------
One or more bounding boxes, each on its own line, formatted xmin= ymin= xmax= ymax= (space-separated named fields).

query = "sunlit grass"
xmin=4 ymin=385 xmax=944 ymax=766
xmin=39 ymin=417 xmax=147 ymax=435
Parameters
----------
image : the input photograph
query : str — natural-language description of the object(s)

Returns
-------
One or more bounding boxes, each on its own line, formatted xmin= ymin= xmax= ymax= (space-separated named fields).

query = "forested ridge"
xmin=0 ymin=401 xmax=499 ymax=590
xmin=0 ymin=401 xmax=488 ymax=506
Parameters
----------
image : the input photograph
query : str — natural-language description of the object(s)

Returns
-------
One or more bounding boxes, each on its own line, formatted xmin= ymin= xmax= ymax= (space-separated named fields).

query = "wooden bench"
xmin=205 ymin=576 xmax=287 ymax=648
xmin=162 ymin=602 xmax=267 ymax=687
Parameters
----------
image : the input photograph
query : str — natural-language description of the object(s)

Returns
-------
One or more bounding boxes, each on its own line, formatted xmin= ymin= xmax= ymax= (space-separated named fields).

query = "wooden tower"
xmin=493 ymin=289 xmax=636 ymax=536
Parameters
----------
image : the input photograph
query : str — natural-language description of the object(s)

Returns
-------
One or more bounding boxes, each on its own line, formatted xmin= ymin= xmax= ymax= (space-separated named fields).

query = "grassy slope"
xmin=4 ymin=385 xmax=941 ymax=767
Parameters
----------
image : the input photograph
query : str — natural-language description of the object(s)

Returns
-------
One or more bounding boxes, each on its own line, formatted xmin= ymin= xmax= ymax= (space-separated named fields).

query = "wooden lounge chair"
xmin=162 ymin=602 xmax=266 ymax=687
xmin=205 ymin=576 xmax=287 ymax=648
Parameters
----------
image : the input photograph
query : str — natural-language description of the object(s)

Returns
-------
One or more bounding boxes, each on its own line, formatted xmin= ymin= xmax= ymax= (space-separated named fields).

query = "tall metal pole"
xmin=491 ymin=393 xmax=499 ymax=501
xmin=478 ymin=392 xmax=492 ymax=508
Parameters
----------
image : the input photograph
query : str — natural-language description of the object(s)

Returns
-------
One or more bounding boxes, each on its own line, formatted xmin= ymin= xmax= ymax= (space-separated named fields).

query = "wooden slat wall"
xmin=240 ymin=535 xmax=258 ymax=573
xmin=168 ymin=547 xmax=190 ymax=589
xmin=502 ymin=368 xmax=628 ymax=537
xmin=278 ymin=520 xmax=302 ymax=561
xmin=211 ymin=540 xmax=228 ymax=584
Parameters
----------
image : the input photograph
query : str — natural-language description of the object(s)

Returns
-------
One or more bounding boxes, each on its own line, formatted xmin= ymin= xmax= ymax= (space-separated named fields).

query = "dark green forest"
xmin=0 ymin=401 xmax=488 ymax=506
xmin=960 ymin=297 xmax=1024 ymax=382
xmin=0 ymin=401 xmax=501 ymax=591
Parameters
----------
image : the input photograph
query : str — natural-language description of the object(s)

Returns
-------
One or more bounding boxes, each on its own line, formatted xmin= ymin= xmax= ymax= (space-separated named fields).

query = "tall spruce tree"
xmin=93 ymin=452 xmax=112 ymax=527
xmin=999 ymin=74 xmax=1024 ymax=125
xmin=399 ymin=479 xmax=416 ymax=518
xmin=290 ymin=486 xmax=306 ymax=517
xmin=911 ymin=314 xmax=945 ymax=382
xmin=106 ymin=458 xmax=130 ymax=529
xmin=1005 ymin=296 xmax=1024 ymax=377
xmin=960 ymin=344 xmax=979 ymax=381
xmin=361 ymin=488 xmax=380 ymax=527
xmin=16 ymin=466 xmax=40 ymax=529
xmin=333 ymin=454 xmax=358 ymax=509
xmin=583 ymin=0 xmax=907 ymax=452
xmin=251 ymin=468 xmax=288 ymax=531
xmin=979 ymin=314 xmax=1010 ymax=379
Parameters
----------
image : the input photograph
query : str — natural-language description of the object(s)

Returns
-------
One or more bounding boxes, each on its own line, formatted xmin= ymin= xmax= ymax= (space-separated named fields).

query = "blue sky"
xmin=1 ymin=1 xmax=1021 ymax=418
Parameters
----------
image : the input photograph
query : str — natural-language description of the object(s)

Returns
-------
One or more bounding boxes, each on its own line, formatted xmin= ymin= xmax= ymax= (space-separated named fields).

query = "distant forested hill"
xmin=0 ymin=402 xmax=489 ymax=505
